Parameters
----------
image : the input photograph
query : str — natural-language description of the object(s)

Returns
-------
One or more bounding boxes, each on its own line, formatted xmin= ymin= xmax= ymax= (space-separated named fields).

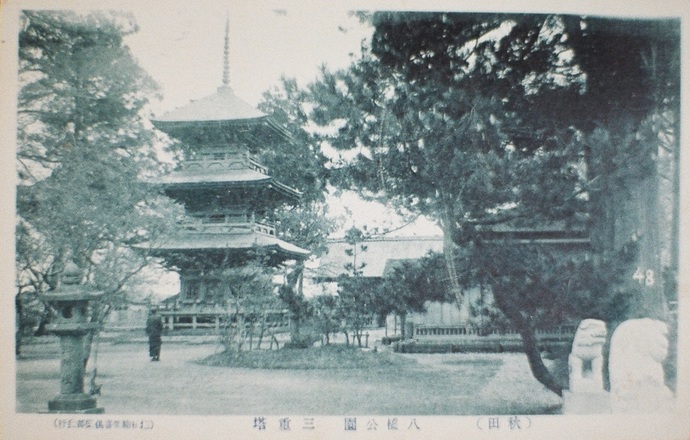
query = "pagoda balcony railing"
xmin=185 ymin=151 xmax=268 ymax=174
xmin=155 ymin=303 xmax=290 ymax=331
xmin=248 ymin=156 xmax=268 ymax=174
xmin=181 ymin=219 xmax=276 ymax=236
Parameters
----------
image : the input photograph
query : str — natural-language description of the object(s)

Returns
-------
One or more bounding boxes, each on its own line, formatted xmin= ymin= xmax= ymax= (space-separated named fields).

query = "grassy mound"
xmin=198 ymin=344 xmax=415 ymax=370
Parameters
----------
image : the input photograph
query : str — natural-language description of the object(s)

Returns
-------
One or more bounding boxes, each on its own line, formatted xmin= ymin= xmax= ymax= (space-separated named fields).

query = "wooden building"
xmin=310 ymin=226 xmax=589 ymax=336
xmin=310 ymin=236 xmax=471 ymax=333
xmin=147 ymin=25 xmax=308 ymax=330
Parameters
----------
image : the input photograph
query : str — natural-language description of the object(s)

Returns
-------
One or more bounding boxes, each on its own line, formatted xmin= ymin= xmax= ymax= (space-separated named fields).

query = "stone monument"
xmin=42 ymin=263 xmax=104 ymax=413
xmin=562 ymin=319 xmax=611 ymax=413
xmin=609 ymin=318 xmax=674 ymax=413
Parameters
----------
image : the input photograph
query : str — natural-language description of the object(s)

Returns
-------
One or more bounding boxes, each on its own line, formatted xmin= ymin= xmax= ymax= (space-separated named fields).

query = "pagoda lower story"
xmin=151 ymin=219 xmax=309 ymax=331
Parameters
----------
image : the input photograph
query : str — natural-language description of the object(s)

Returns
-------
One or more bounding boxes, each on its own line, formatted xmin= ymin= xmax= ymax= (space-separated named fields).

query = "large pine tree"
xmin=15 ymin=11 xmax=181 ymax=356
xmin=305 ymin=12 xmax=679 ymax=395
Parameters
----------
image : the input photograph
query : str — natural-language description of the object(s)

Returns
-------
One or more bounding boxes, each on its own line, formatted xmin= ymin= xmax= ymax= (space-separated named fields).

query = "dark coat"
xmin=146 ymin=314 xmax=163 ymax=337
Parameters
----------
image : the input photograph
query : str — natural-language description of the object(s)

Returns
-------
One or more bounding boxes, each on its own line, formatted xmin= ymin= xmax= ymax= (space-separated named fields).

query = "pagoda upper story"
xmin=147 ymin=20 xmax=309 ymax=265
xmin=150 ymin=87 xmax=301 ymax=204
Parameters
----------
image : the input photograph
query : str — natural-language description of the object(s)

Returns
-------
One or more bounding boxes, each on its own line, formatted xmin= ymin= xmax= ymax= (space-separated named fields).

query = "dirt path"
xmin=16 ymin=339 xmax=562 ymax=415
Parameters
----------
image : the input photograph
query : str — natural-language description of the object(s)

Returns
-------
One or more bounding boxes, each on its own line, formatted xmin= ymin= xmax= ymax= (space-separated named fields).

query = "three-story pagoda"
xmin=149 ymin=24 xmax=309 ymax=330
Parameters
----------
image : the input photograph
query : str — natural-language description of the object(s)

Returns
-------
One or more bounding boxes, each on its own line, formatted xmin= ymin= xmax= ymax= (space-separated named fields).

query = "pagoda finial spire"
xmin=222 ymin=15 xmax=230 ymax=88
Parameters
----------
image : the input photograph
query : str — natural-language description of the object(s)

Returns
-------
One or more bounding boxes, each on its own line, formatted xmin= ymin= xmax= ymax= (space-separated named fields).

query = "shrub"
xmin=283 ymin=332 xmax=319 ymax=349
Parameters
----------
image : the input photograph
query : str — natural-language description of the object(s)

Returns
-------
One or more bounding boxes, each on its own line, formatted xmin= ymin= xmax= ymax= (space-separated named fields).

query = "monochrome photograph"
xmin=1 ymin=0 xmax=688 ymax=439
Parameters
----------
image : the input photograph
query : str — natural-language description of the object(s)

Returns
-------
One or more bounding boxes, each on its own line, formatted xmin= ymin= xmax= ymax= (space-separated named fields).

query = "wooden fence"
xmin=157 ymin=308 xmax=289 ymax=332
xmin=412 ymin=323 xmax=576 ymax=340
xmin=394 ymin=323 xmax=577 ymax=353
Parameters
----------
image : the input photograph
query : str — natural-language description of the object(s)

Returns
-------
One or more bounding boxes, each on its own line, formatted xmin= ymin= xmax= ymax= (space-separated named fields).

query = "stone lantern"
xmin=42 ymin=263 xmax=104 ymax=413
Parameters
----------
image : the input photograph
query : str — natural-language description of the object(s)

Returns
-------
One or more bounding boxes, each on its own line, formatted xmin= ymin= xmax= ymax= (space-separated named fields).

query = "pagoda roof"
xmin=151 ymin=167 xmax=302 ymax=200
xmin=151 ymin=86 xmax=293 ymax=144
xmin=154 ymin=86 xmax=265 ymax=123
xmin=152 ymin=18 xmax=293 ymax=143
xmin=154 ymin=167 xmax=268 ymax=185
xmin=148 ymin=229 xmax=310 ymax=259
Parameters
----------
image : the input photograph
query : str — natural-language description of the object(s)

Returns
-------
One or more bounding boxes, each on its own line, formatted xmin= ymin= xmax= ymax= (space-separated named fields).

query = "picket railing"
xmin=412 ymin=324 xmax=576 ymax=341
xmin=157 ymin=307 xmax=289 ymax=331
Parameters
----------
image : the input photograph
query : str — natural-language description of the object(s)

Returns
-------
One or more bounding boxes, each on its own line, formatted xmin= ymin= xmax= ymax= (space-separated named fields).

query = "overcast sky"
xmin=126 ymin=4 xmax=371 ymax=113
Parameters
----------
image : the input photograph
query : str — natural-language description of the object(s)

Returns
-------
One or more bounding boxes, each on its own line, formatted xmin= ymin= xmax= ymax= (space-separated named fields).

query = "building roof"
xmin=149 ymin=164 xmax=302 ymax=201
xmin=314 ymin=236 xmax=444 ymax=279
xmin=478 ymin=221 xmax=589 ymax=243
xmin=152 ymin=20 xmax=267 ymax=125
xmin=151 ymin=19 xmax=293 ymax=144
xmin=153 ymin=86 xmax=266 ymax=124
xmin=150 ymin=86 xmax=293 ymax=147
xmin=312 ymin=227 xmax=590 ymax=280
xmin=152 ymin=167 xmax=271 ymax=186
xmin=148 ymin=228 xmax=310 ymax=258
xmin=381 ymin=258 xmax=416 ymax=278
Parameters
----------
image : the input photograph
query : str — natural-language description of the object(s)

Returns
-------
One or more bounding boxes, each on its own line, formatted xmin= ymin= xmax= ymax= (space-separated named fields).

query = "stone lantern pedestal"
xmin=43 ymin=289 xmax=104 ymax=413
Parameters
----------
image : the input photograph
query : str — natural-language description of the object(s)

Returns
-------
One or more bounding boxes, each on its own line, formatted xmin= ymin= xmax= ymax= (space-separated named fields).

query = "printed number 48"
xmin=633 ymin=267 xmax=655 ymax=286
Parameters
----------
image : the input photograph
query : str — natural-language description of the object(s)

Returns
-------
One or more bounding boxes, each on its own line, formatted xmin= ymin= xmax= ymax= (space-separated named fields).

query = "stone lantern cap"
xmin=41 ymin=288 xmax=104 ymax=335
xmin=40 ymin=261 xmax=104 ymax=302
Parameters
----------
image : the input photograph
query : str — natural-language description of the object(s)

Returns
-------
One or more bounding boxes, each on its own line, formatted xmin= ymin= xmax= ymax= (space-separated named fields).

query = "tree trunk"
xmin=289 ymin=316 xmax=300 ymax=342
xmin=256 ymin=314 xmax=266 ymax=350
xmin=669 ymin=106 xmax=680 ymax=306
xmin=494 ymin=289 xmax=563 ymax=397
xmin=83 ymin=331 xmax=94 ymax=369
xmin=633 ymin=175 xmax=667 ymax=320
xmin=439 ymin=190 xmax=465 ymax=307
xmin=83 ymin=304 xmax=110 ymax=369
xmin=15 ymin=293 xmax=23 ymax=357
xmin=515 ymin=314 xmax=563 ymax=397
xmin=236 ymin=315 xmax=245 ymax=352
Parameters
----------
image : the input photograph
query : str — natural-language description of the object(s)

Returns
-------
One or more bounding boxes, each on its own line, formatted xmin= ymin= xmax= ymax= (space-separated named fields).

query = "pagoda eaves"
xmin=151 ymin=228 xmax=310 ymax=259
xmin=154 ymin=86 xmax=264 ymax=123
xmin=151 ymin=86 xmax=293 ymax=145
xmin=151 ymin=165 xmax=303 ymax=202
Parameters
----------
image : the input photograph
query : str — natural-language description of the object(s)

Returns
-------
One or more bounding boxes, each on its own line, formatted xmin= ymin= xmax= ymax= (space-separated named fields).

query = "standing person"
xmin=145 ymin=309 xmax=163 ymax=361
